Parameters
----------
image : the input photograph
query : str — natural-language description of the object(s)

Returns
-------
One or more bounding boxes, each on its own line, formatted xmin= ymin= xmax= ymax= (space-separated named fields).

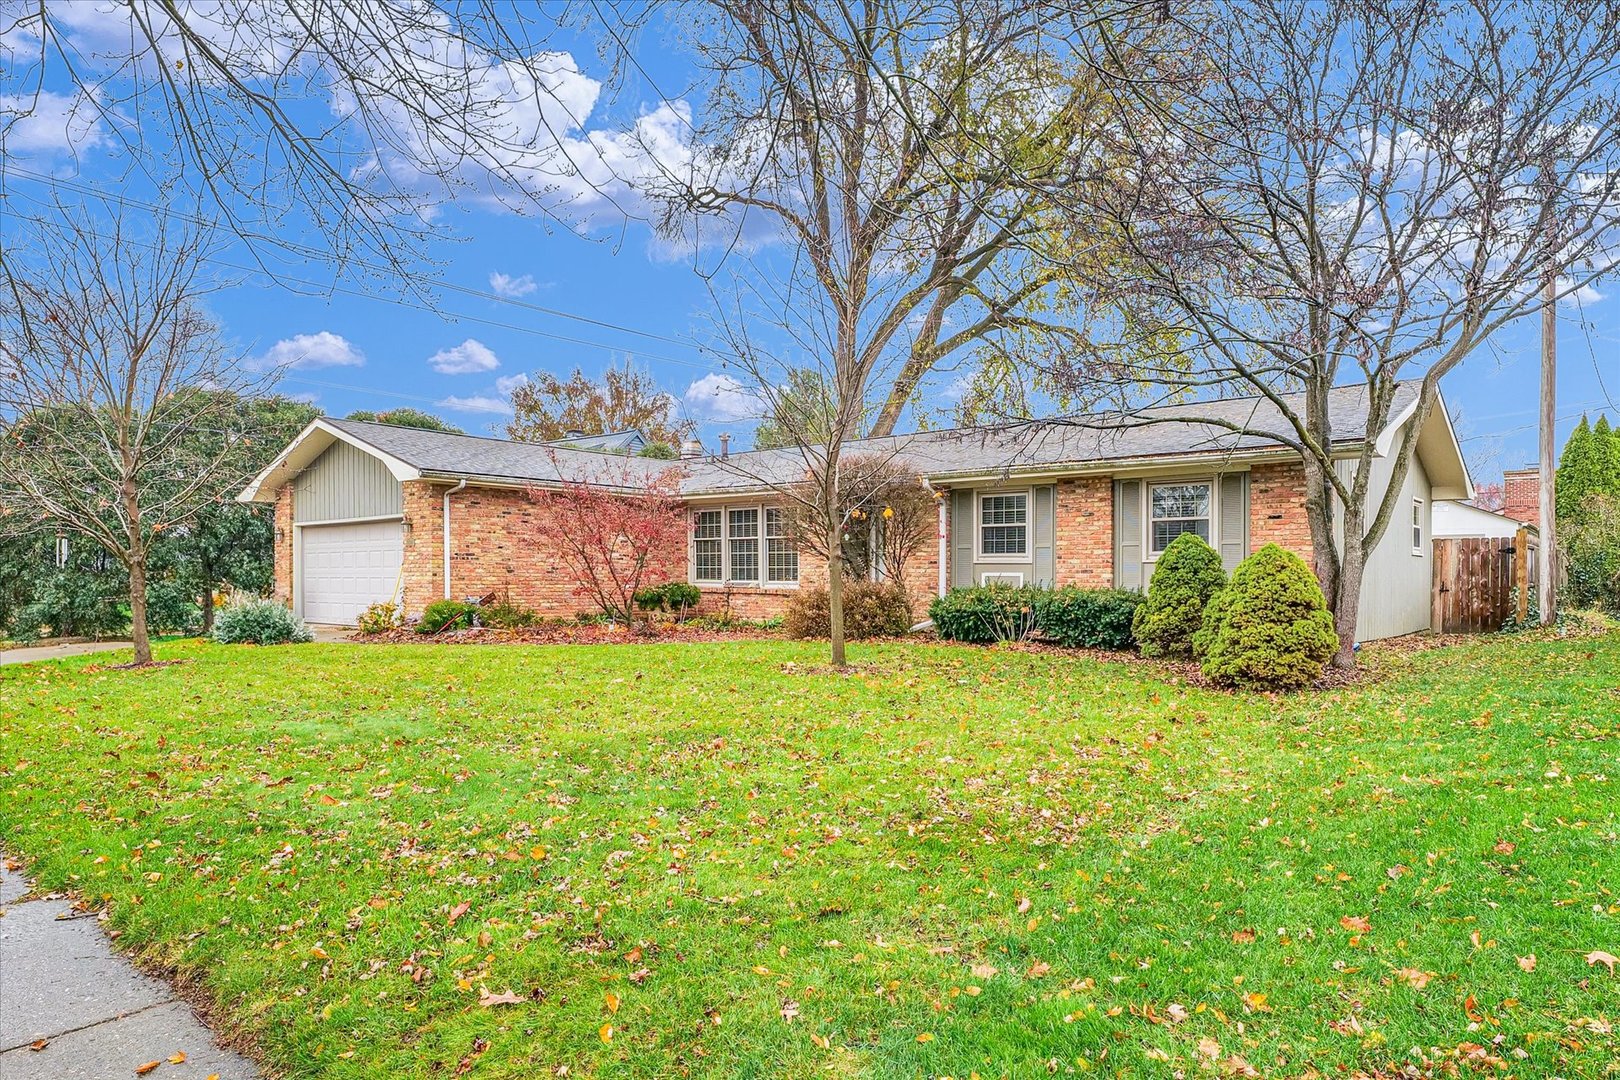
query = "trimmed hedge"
xmin=417 ymin=599 xmax=479 ymax=634
xmin=929 ymin=584 xmax=1041 ymax=643
xmin=1132 ymin=533 xmax=1227 ymax=658
xmin=210 ymin=600 xmax=313 ymax=645
xmin=1194 ymin=544 xmax=1337 ymax=690
xmin=784 ymin=580 xmax=914 ymax=640
xmin=1033 ymin=587 xmax=1144 ymax=650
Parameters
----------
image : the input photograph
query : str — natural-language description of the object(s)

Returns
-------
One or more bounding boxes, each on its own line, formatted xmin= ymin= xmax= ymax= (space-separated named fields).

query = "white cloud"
xmin=437 ymin=394 xmax=512 ymax=415
xmin=489 ymin=272 xmax=538 ymax=298
xmin=0 ymin=89 xmax=107 ymax=154
xmin=495 ymin=372 xmax=530 ymax=396
xmin=428 ymin=338 xmax=499 ymax=374
xmin=255 ymin=331 xmax=364 ymax=370
xmin=684 ymin=373 xmax=759 ymax=422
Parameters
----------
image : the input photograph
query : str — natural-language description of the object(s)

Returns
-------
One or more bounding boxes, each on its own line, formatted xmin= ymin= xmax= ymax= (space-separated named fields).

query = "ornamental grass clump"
xmin=1194 ymin=544 xmax=1337 ymax=690
xmin=1132 ymin=533 xmax=1227 ymax=658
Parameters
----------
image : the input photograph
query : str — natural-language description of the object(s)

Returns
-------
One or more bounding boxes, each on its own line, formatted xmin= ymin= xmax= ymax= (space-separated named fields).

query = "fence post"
xmin=1513 ymin=527 xmax=1529 ymax=623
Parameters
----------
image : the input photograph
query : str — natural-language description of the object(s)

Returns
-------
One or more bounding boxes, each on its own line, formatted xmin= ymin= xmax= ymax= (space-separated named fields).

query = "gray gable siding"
xmin=292 ymin=440 xmax=403 ymax=523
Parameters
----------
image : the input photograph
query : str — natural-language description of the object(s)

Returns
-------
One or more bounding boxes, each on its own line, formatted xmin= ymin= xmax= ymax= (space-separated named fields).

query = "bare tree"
xmin=637 ymin=0 xmax=1142 ymax=662
xmin=1044 ymin=1 xmax=1620 ymax=667
xmin=0 ymin=209 xmax=266 ymax=664
xmin=0 ymin=2 xmax=636 ymax=318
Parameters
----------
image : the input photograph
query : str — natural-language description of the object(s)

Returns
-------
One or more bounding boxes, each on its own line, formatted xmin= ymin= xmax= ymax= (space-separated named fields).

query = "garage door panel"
xmin=300 ymin=520 xmax=404 ymax=625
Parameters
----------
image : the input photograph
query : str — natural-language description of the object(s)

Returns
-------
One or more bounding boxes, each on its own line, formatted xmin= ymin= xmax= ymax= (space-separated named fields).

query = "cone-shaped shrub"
xmin=1193 ymin=543 xmax=1337 ymax=690
xmin=1131 ymin=532 xmax=1227 ymax=657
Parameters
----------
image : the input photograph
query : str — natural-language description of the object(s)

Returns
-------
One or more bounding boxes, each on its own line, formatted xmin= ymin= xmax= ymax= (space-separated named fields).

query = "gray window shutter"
xmin=1114 ymin=479 xmax=1143 ymax=591
xmin=1219 ymin=472 xmax=1248 ymax=572
xmin=951 ymin=489 xmax=975 ymax=589
xmin=1033 ymin=485 xmax=1055 ymax=586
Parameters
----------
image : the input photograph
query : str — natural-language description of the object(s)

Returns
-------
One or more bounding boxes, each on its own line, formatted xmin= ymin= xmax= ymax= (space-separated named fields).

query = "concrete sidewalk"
xmin=0 ymin=641 xmax=131 ymax=666
xmin=0 ymin=858 xmax=257 ymax=1079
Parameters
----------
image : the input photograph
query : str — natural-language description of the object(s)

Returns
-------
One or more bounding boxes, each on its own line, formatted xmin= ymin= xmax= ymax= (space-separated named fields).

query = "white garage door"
xmin=300 ymin=520 xmax=404 ymax=625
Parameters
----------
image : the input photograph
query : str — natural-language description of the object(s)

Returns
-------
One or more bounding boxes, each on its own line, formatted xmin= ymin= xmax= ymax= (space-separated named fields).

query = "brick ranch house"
xmin=237 ymin=382 xmax=1471 ymax=642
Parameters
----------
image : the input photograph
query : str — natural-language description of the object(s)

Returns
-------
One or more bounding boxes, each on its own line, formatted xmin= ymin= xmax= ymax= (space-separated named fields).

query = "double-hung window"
xmin=692 ymin=505 xmax=798 ymax=587
xmin=727 ymin=508 xmax=760 ymax=583
xmin=978 ymin=492 xmax=1029 ymax=558
xmin=692 ymin=510 xmax=723 ymax=583
xmin=1149 ymin=481 xmax=1211 ymax=554
xmin=765 ymin=508 xmax=798 ymax=583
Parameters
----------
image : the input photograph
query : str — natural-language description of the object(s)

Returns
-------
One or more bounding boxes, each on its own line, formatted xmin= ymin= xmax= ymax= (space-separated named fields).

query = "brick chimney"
xmin=1501 ymin=467 xmax=1540 ymax=525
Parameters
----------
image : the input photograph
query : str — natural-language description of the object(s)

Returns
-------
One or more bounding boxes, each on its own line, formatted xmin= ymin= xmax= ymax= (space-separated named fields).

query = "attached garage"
xmin=298 ymin=520 xmax=403 ymax=625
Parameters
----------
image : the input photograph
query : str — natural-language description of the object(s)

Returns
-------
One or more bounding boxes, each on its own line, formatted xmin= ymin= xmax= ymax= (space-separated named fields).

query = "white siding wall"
xmin=1334 ymin=426 xmax=1433 ymax=641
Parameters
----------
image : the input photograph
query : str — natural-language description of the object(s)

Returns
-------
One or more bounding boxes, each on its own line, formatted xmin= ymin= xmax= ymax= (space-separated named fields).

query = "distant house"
xmin=546 ymin=429 xmax=648 ymax=454
xmin=238 ymin=382 xmax=1471 ymax=641
xmin=1501 ymin=466 xmax=1540 ymax=525
xmin=1434 ymin=500 xmax=1538 ymax=541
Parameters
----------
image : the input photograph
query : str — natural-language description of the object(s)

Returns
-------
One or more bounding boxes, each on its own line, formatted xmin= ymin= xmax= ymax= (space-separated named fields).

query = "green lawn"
xmin=2 ymin=634 xmax=1617 ymax=1078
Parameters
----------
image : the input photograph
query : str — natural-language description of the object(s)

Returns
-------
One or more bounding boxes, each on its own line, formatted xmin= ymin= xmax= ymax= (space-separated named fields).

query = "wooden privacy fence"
xmin=1431 ymin=528 xmax=1537 ymax=633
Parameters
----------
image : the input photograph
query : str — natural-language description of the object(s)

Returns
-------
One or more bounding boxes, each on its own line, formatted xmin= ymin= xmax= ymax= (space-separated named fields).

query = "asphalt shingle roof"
xmin=327 ymin=382 xmax=1416 ymax=495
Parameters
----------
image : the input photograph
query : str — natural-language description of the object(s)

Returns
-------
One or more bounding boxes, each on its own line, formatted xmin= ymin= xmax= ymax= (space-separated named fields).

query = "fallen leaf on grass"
xmin=1463 ymin=994 xmax=1486 ymax=1022
xmin=1025 ymin=961 xmax=1050 ymax=978
xmin=1197 ymin=1037 xmax=1220 ymax=1060
xmin=1339 ymin=915 xmax=1372 ymax=933
xmin=1396 ymin=968 xmax=1432 ymax=989
xmin=1242 ymin=991 xmax=1269 ymax=1012
xmin=915 ymin=1032 xmax=934 ymax=1043
xmin=1586 ymin=950 xmax=1618 ymax=973
xmin=780 ymin=999 xmax=799 ymax=1023
xmin=1517 ymin=954 xmax=1537 ymax=972
xmin=1231 ymin=928 xmax=1256 ymax=945
xmin=604 ymin=991 xmax=620 ymax=1015
xmin=478 ymin=989 xmax=527 ymax=1008
xmin=598 ymin=1023 xmax=613 ymax=1045
xmin=810 ymin=1033 xmax=830 ymax=1050
xmin=1492 ymin=839 xmax=1515 ymax=855
xmin=970 ymin=963 xmax=997 ymax=979
xmin=1223 ymin=1054 xmax=1261 ymax=1077
xmin=447 ymin=901 xmax=471 ymax=926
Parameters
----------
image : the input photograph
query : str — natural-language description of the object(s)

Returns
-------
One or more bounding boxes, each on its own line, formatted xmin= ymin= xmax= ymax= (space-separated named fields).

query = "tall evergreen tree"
xmin=1557 ymin=416 xmax=1599 ymax=522
xmin=1593 ymin=416 xmax=1620 ymax=499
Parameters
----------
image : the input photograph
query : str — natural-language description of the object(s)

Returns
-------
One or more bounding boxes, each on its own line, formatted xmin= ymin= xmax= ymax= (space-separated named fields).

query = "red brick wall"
xmin=401 ymin=480 xmax=444 ymax=615
xmin=1249 ymin=461 xmax=1314 ymax=565
xmin=272 ymin=484 xmax=294 ymax=607
xmin=1054 ymin=477 xmax=1114 ymax=587
xmin=1501 ymin=468 xmax=1539 ymax=525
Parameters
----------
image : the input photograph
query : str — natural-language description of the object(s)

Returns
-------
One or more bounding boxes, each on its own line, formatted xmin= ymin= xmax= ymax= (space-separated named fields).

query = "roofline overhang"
xmin=235 ymin=418 xmax=422 ymax=503
xmin=1373 ymin=387 xmax=1473 ymax=501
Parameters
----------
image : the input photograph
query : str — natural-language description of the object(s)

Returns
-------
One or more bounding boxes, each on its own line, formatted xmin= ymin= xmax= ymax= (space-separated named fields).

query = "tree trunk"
xmin=827 ymin=544 xmax=847 ymax=667
xmin=1330 ymin=538 xmax=1366 ymax=670
xmin=200 ymin=586 xmax=216 ymax=635
xmin=129 ymin=555 xmax=153 ymax=665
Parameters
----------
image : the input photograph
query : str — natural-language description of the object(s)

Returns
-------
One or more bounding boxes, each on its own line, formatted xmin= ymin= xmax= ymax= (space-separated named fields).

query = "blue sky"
xmin=4 ymin=8 xmax=1618 ymax=485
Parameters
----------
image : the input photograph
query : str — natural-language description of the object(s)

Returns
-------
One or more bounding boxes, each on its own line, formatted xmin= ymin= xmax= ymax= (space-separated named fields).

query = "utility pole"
xmin=1538 ymin=271 xmax=1557 ymax=625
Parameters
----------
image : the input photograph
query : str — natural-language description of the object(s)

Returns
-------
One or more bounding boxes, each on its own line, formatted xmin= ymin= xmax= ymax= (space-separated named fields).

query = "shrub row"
xmin=928 ymin=584 xmax=1143 ymax=649
xmin=928 ymin=535 xmax=1338 ymax=690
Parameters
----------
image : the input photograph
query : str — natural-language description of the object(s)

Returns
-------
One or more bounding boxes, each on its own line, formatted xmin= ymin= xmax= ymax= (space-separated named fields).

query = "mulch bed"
xmin=352 ymin=623 xmax=785 ymax=647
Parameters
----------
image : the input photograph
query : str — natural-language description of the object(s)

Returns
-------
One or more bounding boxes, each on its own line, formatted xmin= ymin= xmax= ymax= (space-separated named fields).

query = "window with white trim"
xmin=765 ymin=508 xmax=798 ymax=583
xmin=691 ymin=505 xmax=799 ymax=587
xmin=1150 ymin=481 xmax=1211 ymax=553
xmin=978 ymin=492 xmax=1029 ymax=557
xmin=693 ymin=510 xmax=723 ymax=582
xmin=1412 ymin=498 xmax=1424 ymax=555
xmin=727 ymin=508 xmax=760 ymax=583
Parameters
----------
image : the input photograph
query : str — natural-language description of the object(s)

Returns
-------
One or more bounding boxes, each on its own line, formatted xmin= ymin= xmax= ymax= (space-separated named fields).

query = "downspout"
xmin=443 ymin=478 xmax=467 ymax=599
xmin=922 ymin=478 xmax=947 ymax=597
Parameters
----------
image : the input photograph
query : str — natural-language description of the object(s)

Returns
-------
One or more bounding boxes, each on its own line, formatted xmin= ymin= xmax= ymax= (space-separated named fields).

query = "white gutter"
xmin=443 ymin=478 xmax=467 ymax=599
xmin=922 ymin=478 xmax=948 ymax=597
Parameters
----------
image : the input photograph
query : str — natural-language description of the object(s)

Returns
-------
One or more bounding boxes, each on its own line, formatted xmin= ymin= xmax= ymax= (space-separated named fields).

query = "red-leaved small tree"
xmin=527 ymin=456 xmax=687 ymax=625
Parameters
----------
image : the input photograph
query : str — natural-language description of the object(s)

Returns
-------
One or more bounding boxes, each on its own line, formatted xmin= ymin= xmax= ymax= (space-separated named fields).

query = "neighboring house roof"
xmin=238 ymin=382 xmax=1472 ymax=503
xmin=1433 ymin=499 xmax=1538 ymax=540
xmin=546 ymin=429 xmax=648 ymax=453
